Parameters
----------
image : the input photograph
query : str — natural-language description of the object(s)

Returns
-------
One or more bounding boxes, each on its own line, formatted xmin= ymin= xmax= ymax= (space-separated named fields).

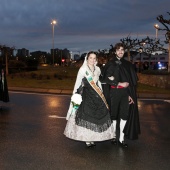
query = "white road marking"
xmin=164 ymin=100 xmax=170 ymax=103
xmin=48 ymin=115 xmax=66 ymax=119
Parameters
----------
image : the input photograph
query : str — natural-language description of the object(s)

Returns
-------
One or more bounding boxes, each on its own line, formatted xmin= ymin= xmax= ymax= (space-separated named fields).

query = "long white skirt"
xmin=64 ymin=115 xmax=115 ymax=142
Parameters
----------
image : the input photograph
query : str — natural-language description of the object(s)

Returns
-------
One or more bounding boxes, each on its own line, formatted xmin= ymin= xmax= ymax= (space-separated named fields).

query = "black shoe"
xmin=118 ymin=141 xmax=128 ymax=148
xmin=86 ymin=143 xmax=93 ymax=148
xmin=111 ymin=138 xmax=117 ymax=145
xmin=91 ymin=143 xmax=96 ymax=147
xmin=86 ymin=142 xmax=96 ymax=148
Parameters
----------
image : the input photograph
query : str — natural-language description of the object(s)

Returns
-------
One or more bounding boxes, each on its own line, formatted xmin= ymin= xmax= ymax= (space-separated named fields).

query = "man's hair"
xmin=114 ymin=43 xmax=125 ymax=51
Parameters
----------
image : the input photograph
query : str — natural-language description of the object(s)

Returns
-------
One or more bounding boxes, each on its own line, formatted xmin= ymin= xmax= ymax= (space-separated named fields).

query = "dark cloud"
xmin=0 ymin=0 xmax=169 ymax=53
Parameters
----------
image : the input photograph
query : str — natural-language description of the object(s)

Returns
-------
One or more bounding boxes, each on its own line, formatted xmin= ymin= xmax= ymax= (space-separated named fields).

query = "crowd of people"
xmin=64 ymin=43 xmax=140 ymax=148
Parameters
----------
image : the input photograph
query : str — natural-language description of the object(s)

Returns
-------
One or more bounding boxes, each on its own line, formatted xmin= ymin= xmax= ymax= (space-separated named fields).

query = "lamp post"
xmin=51 ymin=20 xmax=57 ymax=66
xmin=154 ymin=24 xmax=159 ymax=41
xmin=139 ymin=47 xmax=143 ymax=62
xmin=138 ymin=47 xmax=143 ymax=73
xmin=61 ymin=50 xmax=62 ymax=66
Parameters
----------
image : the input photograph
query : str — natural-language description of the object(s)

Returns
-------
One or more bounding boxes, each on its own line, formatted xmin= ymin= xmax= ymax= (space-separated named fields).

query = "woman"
xmin=64 ymin=51 xmax=114 ymax=147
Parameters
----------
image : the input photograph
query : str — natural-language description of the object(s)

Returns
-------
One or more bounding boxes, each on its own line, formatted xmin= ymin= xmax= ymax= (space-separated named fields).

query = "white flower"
xmin=66 ymin=93 xmax=82 ymax=119
xmin=71 ymin=93 xmax=82 ymax=106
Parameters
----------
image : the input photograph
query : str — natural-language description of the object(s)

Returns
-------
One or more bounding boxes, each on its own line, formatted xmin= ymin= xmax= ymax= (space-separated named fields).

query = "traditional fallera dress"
xmin=64 ymin=60 xmax=114 ymax=142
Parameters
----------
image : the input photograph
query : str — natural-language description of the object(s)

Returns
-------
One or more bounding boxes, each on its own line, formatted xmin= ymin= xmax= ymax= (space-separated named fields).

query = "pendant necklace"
xmin=87 ymin=65 xmax=95 ymax=76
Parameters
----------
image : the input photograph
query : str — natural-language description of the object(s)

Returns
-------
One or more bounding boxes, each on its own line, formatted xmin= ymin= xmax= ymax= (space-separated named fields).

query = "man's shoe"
xmin=118 ymin=141 xmax=128 ymax=148
xmin=111 ymin=138 xmax=117 ymax=145
xmin=90 ymin=142 xmax=96 ymax=147
xmin=86 ymin=143 xmax=93 ymax=148
xmin=86 ymin=142 xmax=96 ymax=148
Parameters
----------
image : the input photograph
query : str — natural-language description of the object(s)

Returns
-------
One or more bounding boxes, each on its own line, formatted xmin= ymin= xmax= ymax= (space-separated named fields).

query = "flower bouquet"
xmin=71 ymin=93 xmax=82 ymax=115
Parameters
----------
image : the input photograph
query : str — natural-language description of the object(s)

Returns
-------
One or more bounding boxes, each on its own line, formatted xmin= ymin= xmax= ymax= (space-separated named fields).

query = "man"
xmin=101 ymin=43 xmax=140 ymax=148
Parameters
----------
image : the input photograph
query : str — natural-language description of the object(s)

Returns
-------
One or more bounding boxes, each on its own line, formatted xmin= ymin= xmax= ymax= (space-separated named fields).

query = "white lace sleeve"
xmin=97 ymin=67 xmax=103 ymax=91
xmin=66 ymin=67 xmax=85 ymax=120
xmin=72 ymin=67 xmax=85 ymax=94
xmin=98 ymin=80 xmax=103 ymax=91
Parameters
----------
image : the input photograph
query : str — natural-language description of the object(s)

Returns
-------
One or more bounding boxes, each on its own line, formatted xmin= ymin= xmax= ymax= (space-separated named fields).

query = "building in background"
xmin=16 ymin=48 xmax=29 ymax=61
xmin=30 ymin=51 xmax=48 ymax=64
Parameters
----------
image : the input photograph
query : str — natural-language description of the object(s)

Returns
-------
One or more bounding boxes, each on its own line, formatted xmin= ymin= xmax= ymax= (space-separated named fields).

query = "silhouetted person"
xmin=0 ymin=64 xmax=9 ymax=108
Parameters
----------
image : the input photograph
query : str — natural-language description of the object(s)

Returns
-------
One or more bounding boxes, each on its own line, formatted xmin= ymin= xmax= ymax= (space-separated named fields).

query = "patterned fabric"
xmin=85 ymin=70 xmax=108 ymax=109
xmin=64 ymin=115 xmax=115 ymax=142
xmin=75 ymin=78 xmax=111 ymax=133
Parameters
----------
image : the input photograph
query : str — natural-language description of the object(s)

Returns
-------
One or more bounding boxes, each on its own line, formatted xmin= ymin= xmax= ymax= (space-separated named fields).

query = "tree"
xmin=98 ymin=49 xmax=109 ymax=66
xmin=120 ymin=36 xmax=140 ymax=61
xmin=112 ymin=36 xmax=152 ymax=62
xmin=138 ymin=36 xmax=166 ymax=68
xmin=157 ymin=12 xmax=170 ymax=72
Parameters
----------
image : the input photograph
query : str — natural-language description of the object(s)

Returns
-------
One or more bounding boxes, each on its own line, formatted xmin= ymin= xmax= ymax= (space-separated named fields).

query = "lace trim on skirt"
xmin=75 ymin=118 xmax=112 ymax=133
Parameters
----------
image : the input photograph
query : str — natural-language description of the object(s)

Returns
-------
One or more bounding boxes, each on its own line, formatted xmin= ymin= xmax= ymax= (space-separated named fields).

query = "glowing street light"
xmin=154 ymin=24 xmax=159 ymax=41
xmin=51 ymin=20 xmax=57 ymax=65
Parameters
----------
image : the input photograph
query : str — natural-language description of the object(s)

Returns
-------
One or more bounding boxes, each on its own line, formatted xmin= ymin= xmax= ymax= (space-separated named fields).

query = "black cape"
xmin=100 ymin=58 xmax=140 ymax=140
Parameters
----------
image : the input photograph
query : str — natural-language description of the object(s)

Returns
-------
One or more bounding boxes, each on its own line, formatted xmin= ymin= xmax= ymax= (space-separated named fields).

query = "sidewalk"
xmin=8 ymin=86 xmax=170 ymax=99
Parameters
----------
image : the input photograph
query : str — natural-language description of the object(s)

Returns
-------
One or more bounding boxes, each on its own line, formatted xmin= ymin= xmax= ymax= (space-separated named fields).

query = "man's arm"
xmin=104 ymin=64 xmax=129 ymax=88
xmin=104 ymin=64 xmax=119 ymax=86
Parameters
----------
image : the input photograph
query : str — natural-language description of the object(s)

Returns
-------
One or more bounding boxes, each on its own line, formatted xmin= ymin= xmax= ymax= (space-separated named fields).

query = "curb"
xmin=137 ymin=93 xmax=170 ymax=99
xmin=8 ymin=87 xmax=72 ymax=95
xmin=8 ymin=87 xmax=170 ymax=99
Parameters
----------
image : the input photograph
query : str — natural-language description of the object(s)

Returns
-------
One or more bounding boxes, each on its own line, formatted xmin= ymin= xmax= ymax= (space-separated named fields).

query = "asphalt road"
xmin=0 ymin=92 xmax=170 ymax=170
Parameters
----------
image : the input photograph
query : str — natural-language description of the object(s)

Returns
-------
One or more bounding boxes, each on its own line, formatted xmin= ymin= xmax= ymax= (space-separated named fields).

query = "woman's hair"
xmin=87 ymin=51 xmax=98 ymax=59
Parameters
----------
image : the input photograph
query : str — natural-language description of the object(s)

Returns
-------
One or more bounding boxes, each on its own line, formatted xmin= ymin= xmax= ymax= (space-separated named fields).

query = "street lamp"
xmin=60 ymin=50 xmax=62 ymax=66
xmin=154 ymin=24 xmax=159 ymax=41
xmin=51 ymin=20 xmax=57 ymax=66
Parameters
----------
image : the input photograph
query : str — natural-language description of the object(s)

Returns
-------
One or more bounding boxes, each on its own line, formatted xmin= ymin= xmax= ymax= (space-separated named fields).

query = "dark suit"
xmin=102 ymin=58 xmax=129 ymax=120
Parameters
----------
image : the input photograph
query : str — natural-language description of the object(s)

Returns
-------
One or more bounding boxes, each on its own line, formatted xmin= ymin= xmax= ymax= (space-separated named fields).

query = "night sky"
xmin=0 ymin=0 xmax=169 ymax=54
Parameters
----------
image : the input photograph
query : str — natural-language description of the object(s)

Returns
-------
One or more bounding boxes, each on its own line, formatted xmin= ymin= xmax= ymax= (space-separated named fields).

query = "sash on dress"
xmin=85 ymin=70 xmax=109 ymax=109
